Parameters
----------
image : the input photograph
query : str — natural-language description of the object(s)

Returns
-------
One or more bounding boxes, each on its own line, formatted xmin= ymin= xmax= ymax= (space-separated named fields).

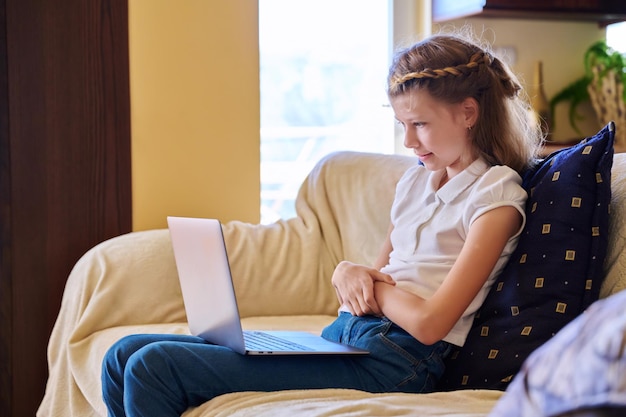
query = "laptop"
xmin=167 ymin=216 xmax=369 ymax=356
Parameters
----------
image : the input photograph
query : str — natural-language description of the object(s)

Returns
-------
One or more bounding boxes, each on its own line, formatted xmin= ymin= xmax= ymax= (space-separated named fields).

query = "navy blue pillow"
xmin=438 ymin=122 xmax=615 ymax=391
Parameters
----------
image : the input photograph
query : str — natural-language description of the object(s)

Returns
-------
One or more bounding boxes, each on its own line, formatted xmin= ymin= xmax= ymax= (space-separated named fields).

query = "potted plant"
xmin=549 ymin=40 xmax=625 ymax=149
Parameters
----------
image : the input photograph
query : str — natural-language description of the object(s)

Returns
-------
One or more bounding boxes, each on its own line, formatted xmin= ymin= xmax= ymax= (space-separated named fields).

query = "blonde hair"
xmin=387 ymin=33 xmax=543 ymax=174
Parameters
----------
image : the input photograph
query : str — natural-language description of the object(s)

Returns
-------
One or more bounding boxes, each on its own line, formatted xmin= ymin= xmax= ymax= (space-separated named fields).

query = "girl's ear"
xmin=461 ymin=97 xmax=479 ymax=128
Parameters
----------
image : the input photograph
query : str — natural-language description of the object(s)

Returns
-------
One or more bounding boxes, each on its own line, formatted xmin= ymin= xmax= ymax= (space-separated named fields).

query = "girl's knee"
xmin=122 ymin=343 xmax=186 ymax=398
xmin=104 ymin=335 xmax=144 ymax=365
xmin=102 ymin=334 xmax=163 ymax=381
xmin=107 ymin=334 xmax=167 ymax=360
xmin=123 ymin=342 xmax=176 ymax=381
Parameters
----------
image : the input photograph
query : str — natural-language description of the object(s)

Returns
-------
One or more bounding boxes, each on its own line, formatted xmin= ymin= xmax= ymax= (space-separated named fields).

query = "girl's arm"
xmin=375 ymin=205 xmax=522 ymax=345
xmin=331 ymin=223 xmax=395 ymax=316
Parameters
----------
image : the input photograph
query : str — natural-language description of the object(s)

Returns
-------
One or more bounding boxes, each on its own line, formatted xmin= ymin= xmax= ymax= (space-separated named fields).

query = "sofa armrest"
xmin=56 ymin=229 xmax=185 ymax=341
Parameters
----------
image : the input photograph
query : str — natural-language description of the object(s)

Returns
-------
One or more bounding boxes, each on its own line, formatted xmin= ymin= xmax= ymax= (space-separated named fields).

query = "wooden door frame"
xmin=0 ymin=1 xmax=131 ymax=415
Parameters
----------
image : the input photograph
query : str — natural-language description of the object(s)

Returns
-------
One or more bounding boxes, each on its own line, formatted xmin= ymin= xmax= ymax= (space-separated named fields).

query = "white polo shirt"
xmin=381 ymin=158 xmax=527 ymax=347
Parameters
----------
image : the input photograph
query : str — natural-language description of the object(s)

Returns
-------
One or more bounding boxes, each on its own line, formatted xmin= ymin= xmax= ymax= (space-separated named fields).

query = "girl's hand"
xmin=331 ymin=261 xmax=396 ymax=317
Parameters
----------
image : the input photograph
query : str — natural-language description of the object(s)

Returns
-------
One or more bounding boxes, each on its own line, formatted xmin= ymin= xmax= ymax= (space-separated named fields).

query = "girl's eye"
xmin=413 ymin=122 xmax=425 ymax=127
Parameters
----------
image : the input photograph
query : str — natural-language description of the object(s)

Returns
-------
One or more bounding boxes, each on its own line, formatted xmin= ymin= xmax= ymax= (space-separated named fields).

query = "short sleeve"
xmin=465 ymin=165 xmax=527 ymax=238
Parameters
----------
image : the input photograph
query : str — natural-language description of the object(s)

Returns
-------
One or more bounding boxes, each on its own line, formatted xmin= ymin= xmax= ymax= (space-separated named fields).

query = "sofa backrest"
xmin=223 ymin=151 xmax=415 ymax=317
xmin=601 ymin=152 xmax=626 ymax=297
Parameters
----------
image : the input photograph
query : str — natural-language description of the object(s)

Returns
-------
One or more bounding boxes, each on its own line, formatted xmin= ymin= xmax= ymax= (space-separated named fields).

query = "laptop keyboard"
xmin=243 ymin=331 xmax=314 ymax=352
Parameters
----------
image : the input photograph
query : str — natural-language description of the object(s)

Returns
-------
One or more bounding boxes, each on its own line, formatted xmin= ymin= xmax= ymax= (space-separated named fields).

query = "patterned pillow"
xmin=438 ymin=122 xmax=615 ymax=391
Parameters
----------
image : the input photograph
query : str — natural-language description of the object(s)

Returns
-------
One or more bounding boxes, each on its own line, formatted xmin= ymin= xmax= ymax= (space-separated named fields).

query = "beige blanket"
xmin=186 ymin=389 xmax=503 ymax=417
xmin=36 ymin=150 xmax=626 ymax=416
xmin=44 ymin=151 xmax=504 ymax=416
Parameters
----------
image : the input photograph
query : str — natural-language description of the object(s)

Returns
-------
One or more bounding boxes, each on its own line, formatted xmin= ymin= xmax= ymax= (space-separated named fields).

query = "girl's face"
xmin=390 ymin=88 xmax=477 ymax=178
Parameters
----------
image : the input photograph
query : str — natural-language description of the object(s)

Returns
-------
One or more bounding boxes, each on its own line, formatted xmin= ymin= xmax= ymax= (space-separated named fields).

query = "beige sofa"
xmin=38 ymin=147 xmax=626 ymax=417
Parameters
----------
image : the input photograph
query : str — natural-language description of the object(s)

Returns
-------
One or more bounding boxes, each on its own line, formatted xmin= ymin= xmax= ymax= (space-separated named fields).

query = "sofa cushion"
xmin=438 ymin=122 xmax=615 ymax=391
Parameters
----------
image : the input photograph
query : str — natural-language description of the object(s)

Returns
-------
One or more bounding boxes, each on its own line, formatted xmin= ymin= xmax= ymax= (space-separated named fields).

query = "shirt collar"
xmin=434 ymin=158 xmax=490 ymax=204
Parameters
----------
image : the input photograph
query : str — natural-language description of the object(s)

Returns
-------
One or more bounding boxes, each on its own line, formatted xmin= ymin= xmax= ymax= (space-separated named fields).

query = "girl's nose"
xmin=404 ymin=131 xmax=420 ymax=150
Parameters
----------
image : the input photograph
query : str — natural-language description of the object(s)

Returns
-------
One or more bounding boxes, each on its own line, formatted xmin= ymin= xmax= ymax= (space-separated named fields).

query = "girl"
xmin=101 ymin=33 xmax=542 ymax=416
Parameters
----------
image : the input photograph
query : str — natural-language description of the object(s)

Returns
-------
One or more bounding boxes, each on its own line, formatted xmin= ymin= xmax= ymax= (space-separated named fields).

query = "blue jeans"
xmin=101 ymin=313 xmax=452 ymax=417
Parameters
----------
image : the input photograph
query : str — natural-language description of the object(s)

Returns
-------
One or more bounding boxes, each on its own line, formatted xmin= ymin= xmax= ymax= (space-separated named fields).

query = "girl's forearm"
xmin=374 ymin=282 xmax=445 ymax=345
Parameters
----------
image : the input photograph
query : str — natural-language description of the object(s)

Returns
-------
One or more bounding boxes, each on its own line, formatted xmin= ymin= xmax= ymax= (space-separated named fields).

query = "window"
xmin=607 ymin=21 xmax=626 ymax=53
xmin=259 ymin=0 xmax=394 ymax=223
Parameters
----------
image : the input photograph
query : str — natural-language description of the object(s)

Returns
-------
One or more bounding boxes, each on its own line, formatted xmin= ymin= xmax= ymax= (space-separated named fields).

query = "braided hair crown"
xmin=390 ymin=50 xmax=493 ymax=91
xmin=387 ymin=34 xmax=520 ymax=100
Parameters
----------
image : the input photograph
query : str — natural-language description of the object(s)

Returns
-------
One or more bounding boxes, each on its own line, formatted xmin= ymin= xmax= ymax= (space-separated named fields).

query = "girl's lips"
xmin=413 ymin=149 xmax=432 ymax=158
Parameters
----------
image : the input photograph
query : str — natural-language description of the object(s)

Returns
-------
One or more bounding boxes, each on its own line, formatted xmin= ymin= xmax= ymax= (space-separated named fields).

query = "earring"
xmin=467 ymin=125 xmax=473 ymax=132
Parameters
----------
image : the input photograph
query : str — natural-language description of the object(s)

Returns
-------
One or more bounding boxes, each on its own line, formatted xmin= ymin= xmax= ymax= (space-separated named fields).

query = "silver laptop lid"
xmin=167 ymin=216 xmax=247 ymax=354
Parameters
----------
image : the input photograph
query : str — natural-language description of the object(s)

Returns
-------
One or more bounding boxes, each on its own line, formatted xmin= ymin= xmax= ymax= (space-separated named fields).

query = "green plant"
xmin=549 ymin=40 xmax=626 ymax=134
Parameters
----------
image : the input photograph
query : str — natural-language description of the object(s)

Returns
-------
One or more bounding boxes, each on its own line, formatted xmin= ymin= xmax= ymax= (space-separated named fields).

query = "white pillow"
xmin=488 ymin=288 xmax=626 ymax=417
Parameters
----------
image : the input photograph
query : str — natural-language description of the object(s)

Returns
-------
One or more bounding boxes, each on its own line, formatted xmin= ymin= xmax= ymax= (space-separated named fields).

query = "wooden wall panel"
xmin=0 ymin=0 xmax=11 ymax=415
xmin=0 ymin=0 xmax=131 ymax=416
